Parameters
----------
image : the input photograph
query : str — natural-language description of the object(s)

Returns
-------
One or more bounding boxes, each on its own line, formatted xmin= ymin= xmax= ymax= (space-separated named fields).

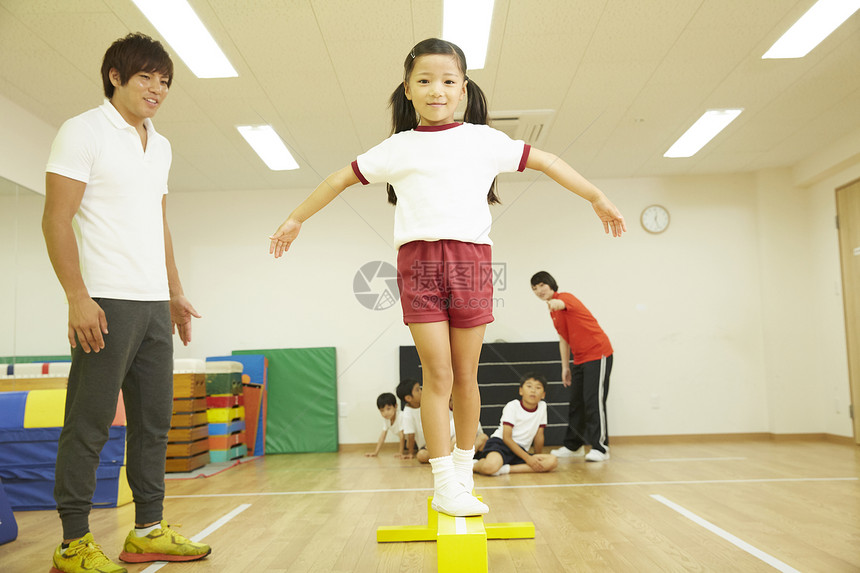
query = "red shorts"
xmin=397 ymin=240 xmax=495 ymax=328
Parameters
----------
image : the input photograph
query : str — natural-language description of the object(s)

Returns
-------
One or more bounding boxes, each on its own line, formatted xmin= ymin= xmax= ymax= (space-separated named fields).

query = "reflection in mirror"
xmin=0 ymin=175 xmax=70 ymax=392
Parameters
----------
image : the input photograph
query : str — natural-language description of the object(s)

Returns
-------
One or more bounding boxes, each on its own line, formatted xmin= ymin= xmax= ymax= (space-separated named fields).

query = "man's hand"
xmin=68 ymin=296 xmax=108 ymax=353
xmin=170 ymin=295 xmax=201 ymax=346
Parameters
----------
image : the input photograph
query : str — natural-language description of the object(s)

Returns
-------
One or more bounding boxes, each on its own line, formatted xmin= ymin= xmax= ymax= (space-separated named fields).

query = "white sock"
xmin=134 ymin=523 xmax=161 ymax=537
xmin=452 ymin=446 xmax=476 ymax=492
xmin=492 ymin=464 xmax=511 ymax=476
xmin=429 ymin=454 xmax=457 ymax=497
xmin=429 ymin=454 xmax=489 ymax=516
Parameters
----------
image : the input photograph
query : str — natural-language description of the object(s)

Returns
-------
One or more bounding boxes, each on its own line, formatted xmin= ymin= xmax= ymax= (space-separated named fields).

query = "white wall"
xmin=2 ymin=105 xmax=856 ymax=443
xmin=0 ymin=93 xmax=55 ymax=194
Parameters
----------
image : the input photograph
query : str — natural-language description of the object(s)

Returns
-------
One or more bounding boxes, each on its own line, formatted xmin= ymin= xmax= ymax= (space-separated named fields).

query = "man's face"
xmin=110 ymin=68 xmax=170 ymax=125
xmin=379 ymin=404 xmax=396 ymax=421
xmin=532 ymin=282 xmax=554 ymax=302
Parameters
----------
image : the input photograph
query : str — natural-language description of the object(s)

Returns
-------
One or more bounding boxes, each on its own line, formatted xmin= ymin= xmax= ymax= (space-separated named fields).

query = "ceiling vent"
xmin=457 ymin=109 xmax=555 ymax=146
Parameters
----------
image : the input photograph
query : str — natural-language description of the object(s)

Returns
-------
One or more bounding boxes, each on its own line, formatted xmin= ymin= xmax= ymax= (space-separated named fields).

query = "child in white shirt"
xmin=474 ymin=373 xmax=558 ymax=475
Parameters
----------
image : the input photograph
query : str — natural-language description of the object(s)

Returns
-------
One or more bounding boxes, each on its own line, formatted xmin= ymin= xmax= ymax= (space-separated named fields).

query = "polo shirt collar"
xmin=99 ymin=100 xmax=156 ymax=135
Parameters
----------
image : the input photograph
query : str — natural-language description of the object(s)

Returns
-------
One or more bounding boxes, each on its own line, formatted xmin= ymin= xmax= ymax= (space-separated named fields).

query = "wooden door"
xmin=836 ymin=178 xmax=860 ymax=443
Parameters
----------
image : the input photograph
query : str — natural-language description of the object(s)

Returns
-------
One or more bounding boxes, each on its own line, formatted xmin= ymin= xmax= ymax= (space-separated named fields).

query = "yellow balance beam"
xmin=436 ymin=512 xmax=488 ymax=573
xmin=377 ymin=496 xmax=535 ymax=572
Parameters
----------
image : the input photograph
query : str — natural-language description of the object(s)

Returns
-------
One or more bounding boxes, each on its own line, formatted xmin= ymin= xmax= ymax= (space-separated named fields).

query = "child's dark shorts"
xmin=397 ymin=239 xmax=494 ymax=329
xmin=475 ymin=436 xmax=526 ymax=466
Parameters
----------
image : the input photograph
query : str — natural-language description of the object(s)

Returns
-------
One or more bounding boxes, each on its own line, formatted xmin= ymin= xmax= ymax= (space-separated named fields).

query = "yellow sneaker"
xmin=50 ymin=532 xmax=127 ymax=573
xmin=118 ymin=520 xmax=211 ymax=563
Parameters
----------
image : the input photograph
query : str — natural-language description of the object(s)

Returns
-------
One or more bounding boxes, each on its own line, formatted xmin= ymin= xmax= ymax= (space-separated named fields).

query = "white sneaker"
xmin=551 ymin=446 xmax=585 ymax=458
xmin=431 ymin=488 xmax=489 ymax=516
xmin=585 ymin=448 xmax=610 ymax=462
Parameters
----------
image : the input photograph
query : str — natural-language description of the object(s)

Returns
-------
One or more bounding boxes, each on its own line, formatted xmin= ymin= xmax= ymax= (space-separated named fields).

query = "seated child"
xmin=473 ymin=373 xmax=558 ymax=475
xmin=396 ymin=378 xmax=428 ymax=461
xmin=366 ymin=392 xmax=405 ymax=457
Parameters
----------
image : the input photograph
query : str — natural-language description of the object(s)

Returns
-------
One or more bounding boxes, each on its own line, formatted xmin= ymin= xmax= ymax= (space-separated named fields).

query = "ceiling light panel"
xmin=131 ymin=0 xmax=238 ymax=78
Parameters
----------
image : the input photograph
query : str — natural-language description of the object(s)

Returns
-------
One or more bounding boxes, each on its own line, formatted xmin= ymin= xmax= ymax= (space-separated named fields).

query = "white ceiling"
xmin=1 ymin=0 xmax=859 ymax=193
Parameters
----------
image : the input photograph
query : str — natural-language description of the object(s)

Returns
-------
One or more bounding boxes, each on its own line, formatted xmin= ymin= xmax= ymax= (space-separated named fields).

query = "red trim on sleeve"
xmin=351 ymin=160 xmax=369 ymax=185
xmin=517 ymin=144 xmax=531 ymax=172
xmin=502 ymin=421 xmax=514 ymax=427
xmin=539 ymin=424 xmax=546 ymax=428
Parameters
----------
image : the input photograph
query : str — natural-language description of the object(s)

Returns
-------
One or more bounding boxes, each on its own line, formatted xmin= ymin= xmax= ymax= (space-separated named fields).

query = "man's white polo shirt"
xmin=46 ymin=101 xmax=171 ymax=301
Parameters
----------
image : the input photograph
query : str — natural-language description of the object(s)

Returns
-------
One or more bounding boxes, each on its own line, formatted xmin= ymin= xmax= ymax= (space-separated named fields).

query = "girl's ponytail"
xmin=463 ymin=78 xmax=489 ymax=126
xmin=386 ymin=82 xmax=419 ymax=204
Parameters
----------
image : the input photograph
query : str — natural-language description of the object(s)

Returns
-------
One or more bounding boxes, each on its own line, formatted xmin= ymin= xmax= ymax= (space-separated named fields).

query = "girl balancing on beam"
xmin=269 ymin=38 xmax=625 ymax=517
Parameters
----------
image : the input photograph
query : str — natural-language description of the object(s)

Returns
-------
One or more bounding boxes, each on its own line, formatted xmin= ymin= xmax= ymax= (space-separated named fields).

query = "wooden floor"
xmin=3 ymin=437 xmax=859 ymax=572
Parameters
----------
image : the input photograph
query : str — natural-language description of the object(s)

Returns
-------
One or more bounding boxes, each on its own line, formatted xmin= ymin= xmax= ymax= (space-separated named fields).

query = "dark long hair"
xmin=386 ymin=38 xmax=499 ymax=205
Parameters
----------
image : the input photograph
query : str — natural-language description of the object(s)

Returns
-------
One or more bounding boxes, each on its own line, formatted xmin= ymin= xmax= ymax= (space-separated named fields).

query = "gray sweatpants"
xmin=54 ymin=298 xmax=174 ymax=539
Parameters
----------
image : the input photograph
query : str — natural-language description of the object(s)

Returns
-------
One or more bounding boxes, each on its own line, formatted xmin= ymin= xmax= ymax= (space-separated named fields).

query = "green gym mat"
xmin=233 ymin=347 xmax=337 ymax=453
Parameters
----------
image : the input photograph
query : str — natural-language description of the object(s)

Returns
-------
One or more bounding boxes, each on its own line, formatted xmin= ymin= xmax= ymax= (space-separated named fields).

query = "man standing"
xmin=530 ymin=271 xmax=614 ymax=462
xmin=42 ymin=33 xmax=210 ymax=572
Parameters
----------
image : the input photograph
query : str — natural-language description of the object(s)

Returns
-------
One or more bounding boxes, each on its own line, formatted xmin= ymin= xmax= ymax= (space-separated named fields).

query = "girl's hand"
xmin=269 ymin=218 xmax=302 ymax=258
xmin=547 ymin=299 xmax=565 ymax=312
xmin=591 ymin=196 xmax=627 ymax=237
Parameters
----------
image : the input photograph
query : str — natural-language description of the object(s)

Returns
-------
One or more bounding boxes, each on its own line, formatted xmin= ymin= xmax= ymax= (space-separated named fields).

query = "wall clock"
xmin=641 ymin=205 xmax=670 ymax=234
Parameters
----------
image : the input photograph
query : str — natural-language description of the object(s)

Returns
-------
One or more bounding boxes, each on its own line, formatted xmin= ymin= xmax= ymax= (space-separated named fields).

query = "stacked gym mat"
xmin=0 ymin=387 xmax=131 ymax=510
xmin=166 ymin=359 xmax=210 ymax=473
xmin=204 ymin=360 xmax=247 ymax=462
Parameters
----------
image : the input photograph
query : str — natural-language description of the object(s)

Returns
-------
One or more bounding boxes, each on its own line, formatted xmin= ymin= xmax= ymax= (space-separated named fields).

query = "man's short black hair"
xmin=396 ymin=378 xmax=419 ymax=409
xmin=530 ymin=271 xmax=558 ymax=292
xmin=101 ymin=32 xmax=173 ymax=99
xmin=376 ymin=392 xmax=397 ymax=409
xmin=520 ymin=372 xmax=547 ymax=392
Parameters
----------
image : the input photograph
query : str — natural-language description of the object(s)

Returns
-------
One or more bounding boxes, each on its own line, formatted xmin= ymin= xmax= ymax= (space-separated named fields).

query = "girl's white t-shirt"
xmin=353 ymin=123 xmax=530 ymax=249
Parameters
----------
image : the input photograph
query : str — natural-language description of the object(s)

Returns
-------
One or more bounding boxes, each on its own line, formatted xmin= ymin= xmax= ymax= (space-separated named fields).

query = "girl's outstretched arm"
xmin=526 ymin=148 xmax=627 ymax=237
xmin=269 ymin=165 xmax=360 ymax=257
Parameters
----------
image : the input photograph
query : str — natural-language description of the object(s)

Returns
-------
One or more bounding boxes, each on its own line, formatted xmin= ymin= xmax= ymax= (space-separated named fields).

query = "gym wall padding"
xmin=400 ymin=341 xmax=569 ymax=446
xmin=0 ymin=355 xmax=71 ymax=364
xmin=233 ymin=348 xmax=337 ymax=453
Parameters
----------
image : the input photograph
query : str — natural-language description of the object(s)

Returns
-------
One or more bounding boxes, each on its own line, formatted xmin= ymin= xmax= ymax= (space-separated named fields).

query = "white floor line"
xmin=651 ymin=494 xmax=801 ymax=573
xmin=164 ymin=476 xmax=858 ymax=499
xmin=455 ymin=516 xmax=467 ymax=534
xmin=650 ymin=457 xmax=748 ymax=462
xmin=139 ymin=504 xmax=251 ymax=573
